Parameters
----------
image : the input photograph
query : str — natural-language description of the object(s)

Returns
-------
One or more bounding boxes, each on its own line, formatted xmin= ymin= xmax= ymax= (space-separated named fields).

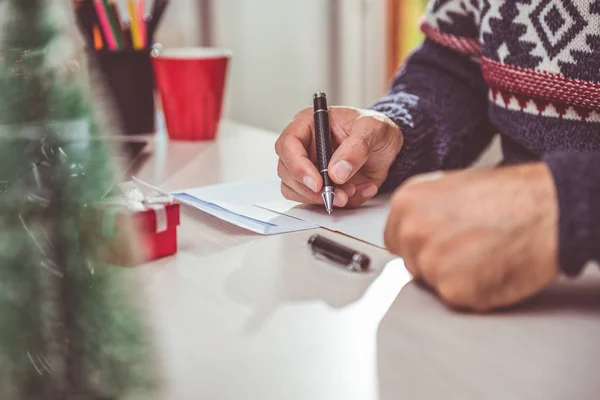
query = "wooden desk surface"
xmin=133 ymin=120 xmax=600 ymax=400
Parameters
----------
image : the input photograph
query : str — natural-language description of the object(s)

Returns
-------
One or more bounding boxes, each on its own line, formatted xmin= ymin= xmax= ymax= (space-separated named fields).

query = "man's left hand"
xmin=384 ymin=163 xmax=560 ymax=312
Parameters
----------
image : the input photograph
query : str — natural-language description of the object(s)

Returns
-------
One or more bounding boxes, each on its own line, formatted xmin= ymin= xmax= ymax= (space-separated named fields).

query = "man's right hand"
xmin=275 ymin=106 xmax=403 ymax=208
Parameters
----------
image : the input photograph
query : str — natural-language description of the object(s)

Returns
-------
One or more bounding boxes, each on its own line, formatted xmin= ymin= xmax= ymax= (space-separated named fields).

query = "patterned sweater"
xmin=371 ymin=0 xmax=600 ymax=276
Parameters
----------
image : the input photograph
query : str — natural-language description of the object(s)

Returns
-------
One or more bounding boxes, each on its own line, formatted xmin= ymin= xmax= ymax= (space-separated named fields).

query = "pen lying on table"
xmin=308 ymin=234 xmax=371 ymax=272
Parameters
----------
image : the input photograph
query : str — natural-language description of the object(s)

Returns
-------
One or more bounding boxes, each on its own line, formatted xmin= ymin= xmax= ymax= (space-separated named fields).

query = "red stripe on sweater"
xmin=482 ymin=58 xmax=600 ymax=110
xmin=420 ymin=21 xmax=481 ymax=57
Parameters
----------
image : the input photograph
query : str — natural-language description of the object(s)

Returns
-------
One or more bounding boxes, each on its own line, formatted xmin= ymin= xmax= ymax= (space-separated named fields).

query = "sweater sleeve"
xmin=543 ymin=152 xmax=600 ymax=276
xmin=371 ymin=1 xmax=497 ymax=191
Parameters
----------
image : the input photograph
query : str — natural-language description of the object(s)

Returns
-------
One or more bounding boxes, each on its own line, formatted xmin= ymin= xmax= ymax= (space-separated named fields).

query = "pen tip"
xmin=327 ymin=209 xmax=332 ymax=215
xmin=322 ymin=190 xmax=334 ymax=215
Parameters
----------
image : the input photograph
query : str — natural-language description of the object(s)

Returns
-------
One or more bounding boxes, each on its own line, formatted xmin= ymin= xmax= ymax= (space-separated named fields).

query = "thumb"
xmin=328 ymin=132 xmax=372 ymax=185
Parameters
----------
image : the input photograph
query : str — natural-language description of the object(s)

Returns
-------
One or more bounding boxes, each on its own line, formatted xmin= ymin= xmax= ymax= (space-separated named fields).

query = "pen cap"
xmin=313 ymin=92 xmax=328 ymax=111
xmin=308 ymin=235 xmax=371 ymax=272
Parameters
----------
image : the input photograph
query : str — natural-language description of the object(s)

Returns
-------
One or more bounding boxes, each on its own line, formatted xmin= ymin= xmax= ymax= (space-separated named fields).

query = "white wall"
xmin=338 ymin=0 xmax=388 ymax=108
xmin=209 ymin=0 xmax=387 ymax=132
xmin=211 ymin=0 xmax=332 ymax=133
xmin=154 ymin=0 xmax=203 ymax=47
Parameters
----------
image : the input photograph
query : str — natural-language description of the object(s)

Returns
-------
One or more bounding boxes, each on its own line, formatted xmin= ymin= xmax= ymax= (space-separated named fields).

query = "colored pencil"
xmin=94 ymin=0 xmax=118 ymax=50
xmin=128 ymin=0 xmax=143 ymax=49
xmin=108 ymin=0 xmax=125 ymax=46
xmin=102 ymin=0 xmax=123 ymax=49
xmin=137 ymin=0 xmax=147 ymax=48
xmin=75 ymin=0 xmax=169 ymax=52
xmin=88 ymin=0 xmax=109 ymax=48
xmin=93 ymin=24 xmax=104 ymax=50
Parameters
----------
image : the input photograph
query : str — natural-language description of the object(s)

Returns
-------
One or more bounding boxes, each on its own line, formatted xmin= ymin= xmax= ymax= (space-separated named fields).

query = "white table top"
xmin=133 ymin=120 xmax=600 ymax=400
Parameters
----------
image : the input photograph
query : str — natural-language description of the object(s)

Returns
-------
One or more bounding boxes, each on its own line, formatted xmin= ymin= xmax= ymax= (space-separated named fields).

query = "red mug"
xmin=152 ymin=48 xmax=231 ymax=141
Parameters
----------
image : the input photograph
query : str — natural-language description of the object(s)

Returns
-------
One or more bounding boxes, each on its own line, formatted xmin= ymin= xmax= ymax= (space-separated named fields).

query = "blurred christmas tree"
xmin=0 ymin=0 xmax=154 ymax=399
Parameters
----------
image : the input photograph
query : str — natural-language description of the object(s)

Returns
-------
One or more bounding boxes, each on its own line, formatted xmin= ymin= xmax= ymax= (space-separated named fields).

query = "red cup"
xmin=152 ymin=48 xmax=231 ymax=141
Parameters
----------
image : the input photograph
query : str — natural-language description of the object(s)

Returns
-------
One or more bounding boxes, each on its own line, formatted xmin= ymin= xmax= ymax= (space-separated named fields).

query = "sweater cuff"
xmin=370 ymin=93 xmax=437 ymax=193
xmin=543 ymin=152 xmax=600 ymax=276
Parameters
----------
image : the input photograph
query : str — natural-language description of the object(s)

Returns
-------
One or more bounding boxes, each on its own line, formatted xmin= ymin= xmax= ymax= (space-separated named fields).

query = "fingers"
xmin=329 ymin=113 xmax=374 ymax=185
xmin=277 ymin=161 xmax=322 ymax=203
xmin=345 ymin=182 xmax=379 ymax=208
xmin=328 ymin=134 xmax=372 ymax=185
xmin=328 ymin=111 xmax=396 ymax=186
xmin=280 ymin=182 xmax=320 ymax=205
xmin=277 ymin=135 xmax=323 ymax=192
xmin=275 ymin=109 xmax=322 ymax=192
xmin=342 ymin=182 xmax=356 ymax=198
xmin=383 ymin=183 xmax=490 ymax=311
xmin=384 ymin=188 xmax=423 ymax=279
xmin=277 ymin=107 xmax=392 ymax=205
xmin=279 ymin=162 xmax=349 ymax=207
xmin=281 ymin=181 xmax=349 ymax=208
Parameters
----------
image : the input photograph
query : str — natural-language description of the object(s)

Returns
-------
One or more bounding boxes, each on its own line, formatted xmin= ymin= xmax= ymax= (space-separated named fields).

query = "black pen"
xmin=313 ymin=92 xmax=335 ymax=214
xmin=308 ymin=235 xmax=371 ymax=272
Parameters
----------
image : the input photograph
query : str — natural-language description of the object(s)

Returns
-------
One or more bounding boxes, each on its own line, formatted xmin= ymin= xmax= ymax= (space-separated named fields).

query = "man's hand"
xmin=384 ymin=163 xmax=560 ymax=312
xmin=275 ymin=107 xmax=403 ymax=208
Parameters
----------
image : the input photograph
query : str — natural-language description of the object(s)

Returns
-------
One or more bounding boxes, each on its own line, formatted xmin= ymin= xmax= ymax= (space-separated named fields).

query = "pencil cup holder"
xmin=93 ymin=49 xmax=155 ymax=135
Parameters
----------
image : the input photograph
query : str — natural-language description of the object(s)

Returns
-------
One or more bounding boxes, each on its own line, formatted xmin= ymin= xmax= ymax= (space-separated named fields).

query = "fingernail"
xmin=332 ymin=161 xmax=353 ymax=183
xmin=346 ymin=184 xmax=356 ymax=198
xmin=303 ymin=176 xmax=318 ymax=192
xmin=362 ymin=185 xmax=378 ymax=199
xmin=334 ymin=192 xmax=348 ymax=207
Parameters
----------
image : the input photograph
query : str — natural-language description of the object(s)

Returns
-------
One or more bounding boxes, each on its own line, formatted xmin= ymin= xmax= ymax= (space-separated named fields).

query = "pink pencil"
xmin=94 ymin=0 xmax=118 ymax=50
xmin=137 ymin=0 xmax=147 ymax=47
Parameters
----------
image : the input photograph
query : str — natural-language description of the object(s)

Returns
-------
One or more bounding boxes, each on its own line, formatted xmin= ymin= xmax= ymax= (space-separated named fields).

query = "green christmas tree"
xmin=0 ymin=0 xmax=155 ymax=398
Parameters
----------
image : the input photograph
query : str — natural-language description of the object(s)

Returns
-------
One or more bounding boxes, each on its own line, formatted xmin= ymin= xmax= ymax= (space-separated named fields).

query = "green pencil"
xmin=102 ymin=0 xmax=123 ymax=49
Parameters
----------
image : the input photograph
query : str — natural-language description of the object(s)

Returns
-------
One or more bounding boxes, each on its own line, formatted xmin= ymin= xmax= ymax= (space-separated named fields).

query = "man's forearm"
xmin=371 ymin=39 xmax=496 ymax=192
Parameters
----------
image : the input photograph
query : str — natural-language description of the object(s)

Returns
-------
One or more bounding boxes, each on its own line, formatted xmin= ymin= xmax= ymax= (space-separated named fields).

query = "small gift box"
xmin=86 ymin=181 xmax=181 ymax=266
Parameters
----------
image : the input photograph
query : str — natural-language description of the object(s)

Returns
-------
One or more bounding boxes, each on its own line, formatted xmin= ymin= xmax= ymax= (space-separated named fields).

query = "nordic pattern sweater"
xmin=371 ymin=0 xmax=600 ymax=276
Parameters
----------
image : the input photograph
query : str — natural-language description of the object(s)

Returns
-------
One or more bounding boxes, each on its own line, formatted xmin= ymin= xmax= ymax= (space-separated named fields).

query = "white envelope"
xmin=170 ymin=179 xmax=318 ymax=235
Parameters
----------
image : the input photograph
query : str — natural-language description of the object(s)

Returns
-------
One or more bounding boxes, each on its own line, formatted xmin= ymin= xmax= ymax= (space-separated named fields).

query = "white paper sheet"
xmin=257 ymin=195 xmax=391 ymax=248
xmin=171 ymin=179 xmax=318 ymax=235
